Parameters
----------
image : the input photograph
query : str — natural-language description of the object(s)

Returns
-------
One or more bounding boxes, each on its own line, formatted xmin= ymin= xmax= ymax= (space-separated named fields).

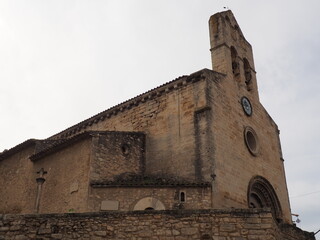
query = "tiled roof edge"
xmin=49 ymin=68 xmax=218 ymax=140
xmin=30 ymin=131 xmax=145 ymax=162
xmin=0 ymin=139 xmax=39 ymax=161
xmin=30 ymin=132 xmax=92 ymax=161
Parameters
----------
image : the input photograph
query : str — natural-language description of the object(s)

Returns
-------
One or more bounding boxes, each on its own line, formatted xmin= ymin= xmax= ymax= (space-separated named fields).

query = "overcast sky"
xmin=0 ymin=0 xmax=319 ymax=236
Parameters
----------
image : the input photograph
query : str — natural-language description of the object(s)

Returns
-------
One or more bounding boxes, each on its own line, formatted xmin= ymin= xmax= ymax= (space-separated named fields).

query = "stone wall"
xmin=88 ymin=186 xmax=212 ymax=211
xmin=0 ymin=209 xmax=314 ymax=240
xmin=49 ymin=73 xmax=212 ymax=182
xmin=32 ymin=132 xmax=146 ymax=214
xmin=0 ymin=144 xmax=37 ymax=214
xmin=32 ymin=137 xmax=93 ymax=214
xmin=90 ymin=132 xmax=145 ymax=182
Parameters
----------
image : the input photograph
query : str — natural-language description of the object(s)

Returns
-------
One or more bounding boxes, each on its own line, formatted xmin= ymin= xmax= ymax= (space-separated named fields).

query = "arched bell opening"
xmin=230 ymin=46 xmax=240 ymax=80
xmin=243 ymin=58 xmax=253 ymax=91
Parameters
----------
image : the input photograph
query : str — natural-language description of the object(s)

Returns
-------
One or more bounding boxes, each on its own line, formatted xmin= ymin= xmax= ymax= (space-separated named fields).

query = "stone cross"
xmin=37 ymin=168 xmax=47 ymax=178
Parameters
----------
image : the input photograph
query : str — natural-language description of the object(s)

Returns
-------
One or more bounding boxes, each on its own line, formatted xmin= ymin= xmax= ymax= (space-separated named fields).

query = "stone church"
xmin=0 ymin=11 xmax=315 ymax=240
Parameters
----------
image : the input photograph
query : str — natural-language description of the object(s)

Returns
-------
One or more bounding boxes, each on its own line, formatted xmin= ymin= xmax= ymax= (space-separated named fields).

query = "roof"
xmin=1 ymin=68 xmax=223 ymax=159
xmin=91 ymin=175 xmax=211 ymax=188
xmin=49 ymin=68 xmax=224 ymax=140
xmin=0 ymin=139 xmax=38 ymax=161
xmin=30 ymin=131 xmax=145 ymax=161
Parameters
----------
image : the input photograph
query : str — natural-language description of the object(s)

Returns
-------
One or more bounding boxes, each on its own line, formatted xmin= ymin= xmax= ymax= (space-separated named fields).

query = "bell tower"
xmin=209 ymin=11 xmax=259 ymax=99
xmin=208 ymin=11 xmax=292 ymax=224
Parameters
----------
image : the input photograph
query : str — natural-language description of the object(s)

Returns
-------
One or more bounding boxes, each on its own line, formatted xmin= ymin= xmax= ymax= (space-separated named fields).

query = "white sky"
xmin=0 ymin=0 xmax=319 ymax=236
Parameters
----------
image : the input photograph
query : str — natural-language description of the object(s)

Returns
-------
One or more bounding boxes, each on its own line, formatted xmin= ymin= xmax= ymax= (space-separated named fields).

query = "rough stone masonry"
xmin=0 ymin=209 xmax=315 ymax=240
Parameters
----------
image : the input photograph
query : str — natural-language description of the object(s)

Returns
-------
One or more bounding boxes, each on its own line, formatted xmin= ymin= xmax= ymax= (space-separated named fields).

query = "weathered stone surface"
xmin=181 ymin=227 xmax=198 ymax=235
xmin=14 ymin=235 xmax=28 ymax=240
xmin=100 ymin=200 xmax=119 ymax=211
xmin=94 ymin=231 xmax=107 ymax=236
xmin=0 ymin=209 xmax=314 ymax=240
xmin=51 ymin=233 xmax=63 ymax=239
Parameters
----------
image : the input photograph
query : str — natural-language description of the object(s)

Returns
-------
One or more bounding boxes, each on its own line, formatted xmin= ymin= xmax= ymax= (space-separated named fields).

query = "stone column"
xmin=34 ymin=168 xmax=47 ymax=213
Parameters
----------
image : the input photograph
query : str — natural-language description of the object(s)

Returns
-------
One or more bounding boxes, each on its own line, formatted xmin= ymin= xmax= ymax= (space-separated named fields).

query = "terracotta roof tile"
xmin=0 ymin=139 xmax=38 ymax=161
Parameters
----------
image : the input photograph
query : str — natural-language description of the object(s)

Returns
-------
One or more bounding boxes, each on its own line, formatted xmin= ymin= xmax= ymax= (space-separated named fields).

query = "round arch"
xmin=133 ymin=197 xmax=165 ymax=211
xmin=248 ymin=176 xmax=283 ymax=223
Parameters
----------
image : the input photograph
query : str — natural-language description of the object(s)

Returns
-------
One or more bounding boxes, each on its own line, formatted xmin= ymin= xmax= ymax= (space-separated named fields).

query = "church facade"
xmin=0 ymin=11 xmax=315 ymax=239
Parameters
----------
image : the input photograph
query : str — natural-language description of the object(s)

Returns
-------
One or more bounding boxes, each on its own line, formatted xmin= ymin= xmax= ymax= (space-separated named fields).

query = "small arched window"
xmin=179 ymin=191 xmax=186 ymax=203
xmin=145 ymin=207 xmax=155 ymax=210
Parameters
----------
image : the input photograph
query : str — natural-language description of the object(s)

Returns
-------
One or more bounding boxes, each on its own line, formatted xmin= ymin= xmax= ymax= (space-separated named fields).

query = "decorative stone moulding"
xmin=248 ymin=176 xmax=283 ymax=223
xmin=244 ymin=126 xmax=259 ymax=156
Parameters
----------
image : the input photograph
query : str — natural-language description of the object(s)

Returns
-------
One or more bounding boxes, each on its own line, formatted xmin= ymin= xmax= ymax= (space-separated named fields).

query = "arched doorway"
xmin=133 ymin=197 xmax=165 ymax=211
xmin=248 ymin=176 xmax=283 ymax=223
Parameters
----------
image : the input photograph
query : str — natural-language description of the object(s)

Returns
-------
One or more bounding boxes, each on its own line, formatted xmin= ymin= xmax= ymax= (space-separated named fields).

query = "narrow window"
xmin=179 ymin=191 xmax=186 ymax=203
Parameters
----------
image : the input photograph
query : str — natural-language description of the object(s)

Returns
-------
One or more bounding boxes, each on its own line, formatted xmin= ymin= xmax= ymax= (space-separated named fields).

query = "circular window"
xmin=244 ymin=127 xmax=259 ymax=156
xmin=121 ymin=143 xmax=130 ymax=155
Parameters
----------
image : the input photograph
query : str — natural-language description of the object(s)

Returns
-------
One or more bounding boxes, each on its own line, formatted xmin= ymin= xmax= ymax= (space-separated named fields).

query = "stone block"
xmin=70 ymin=182 xmax=79 ymax=193
xmin=219 ymin=223 xmax=236 ymax=232
xmin=181 ymin=227 xmax=198 ymax=235
xmin=100 ymin=200 xmax=119 ymax=211
xmin=51 ymin=233 xmax=63 ymax=239
xmin=37 ymin=228 xmax=52 ymax=235
xmin=14 ymin=235 xmax=28 ymax=240
xmin=94 ymin=231 xmax=107 ymax=236
xmin=9 ymin=225 xmax=20 ymax=231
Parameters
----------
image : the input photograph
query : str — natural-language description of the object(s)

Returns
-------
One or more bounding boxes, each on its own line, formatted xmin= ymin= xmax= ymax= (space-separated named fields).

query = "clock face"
xmin=241 ymin=97 xmax=252 ymax=116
